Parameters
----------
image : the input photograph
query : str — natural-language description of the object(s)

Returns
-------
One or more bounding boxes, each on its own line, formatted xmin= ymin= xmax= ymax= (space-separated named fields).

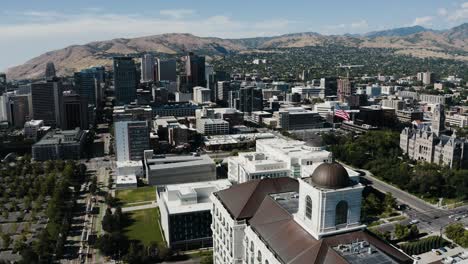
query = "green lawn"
xmin=116 ymin=186 xmax=156 ymax=205
xmin=125 ymin=208 xmax=165 ymax=246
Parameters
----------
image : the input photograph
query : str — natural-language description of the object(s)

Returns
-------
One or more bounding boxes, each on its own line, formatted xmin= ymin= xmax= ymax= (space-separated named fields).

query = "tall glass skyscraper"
xmin=113 ymin=57 xmax=137 ymax=105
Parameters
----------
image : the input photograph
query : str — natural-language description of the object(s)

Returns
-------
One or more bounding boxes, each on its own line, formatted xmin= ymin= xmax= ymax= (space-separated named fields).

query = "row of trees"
xmin=323 ymin=130 xmax=468 ymax=201
xmin=399 ymin=236 xmax=445 ymax=255
xmin=14 ymin=160 xmax=87 ymax=263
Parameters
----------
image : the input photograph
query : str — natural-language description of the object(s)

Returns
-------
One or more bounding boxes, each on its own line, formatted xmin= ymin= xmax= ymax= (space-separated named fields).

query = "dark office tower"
xmin=152 ymin=87 xmax=169 ymax=104
xmin=337 ymin=78 xmax=353 ymax=102
xmin=141 ymin=54 xmax=155 ymax=82
xmin=74 ymin=70 xmax=96 ymax=106
xmin=181 ymin=53 xmax=206 ymax=92
xmin=158 ymin=59 xmax=177 ymax=82
xmin=0 ymin=73 xmax=6 ymax=94
xmin=45 ymin=62 xmax=57 ymax=81
xmin=31 ymin=81 xmax=63 ymax=127
xmin=320 ymin=77 xmax=337 ymax=97
xmin=62 ymin=92 xmax=88 ymax=130
xmin=239 ymin=86 xmax=263 ymax=114
xmin=114 ymin=57 xmax=137 ymax=105
xmin=7 ymin=95 xmax=30 ymax=128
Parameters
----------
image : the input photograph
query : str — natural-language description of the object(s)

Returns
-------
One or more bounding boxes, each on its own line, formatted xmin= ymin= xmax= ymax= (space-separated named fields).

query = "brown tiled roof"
xmin=215 ymin=177 xmax=298 ymax=220
xmin=249 ymin=195 xmax=412 ymax=264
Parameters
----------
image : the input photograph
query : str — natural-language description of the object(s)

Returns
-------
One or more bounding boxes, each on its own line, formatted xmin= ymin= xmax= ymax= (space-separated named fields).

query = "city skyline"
xmin=1 ymin=0 xmax=468 ymax=71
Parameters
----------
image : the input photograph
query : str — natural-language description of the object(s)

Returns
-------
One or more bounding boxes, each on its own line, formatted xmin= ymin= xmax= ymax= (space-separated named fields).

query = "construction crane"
xmin=336 ymin=63 xmax=364 ymax=78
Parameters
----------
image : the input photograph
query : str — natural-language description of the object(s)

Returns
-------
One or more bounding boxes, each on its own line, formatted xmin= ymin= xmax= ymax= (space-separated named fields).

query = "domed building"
xmin=211 ymin=168 xmax=412 ymax=264
xmin=294 ymin=161 xmax=365 ymax=239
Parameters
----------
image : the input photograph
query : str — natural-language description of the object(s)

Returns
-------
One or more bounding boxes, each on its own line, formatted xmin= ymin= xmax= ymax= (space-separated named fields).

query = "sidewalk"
xmin=122 ymin=201 xmax=158 ymax=212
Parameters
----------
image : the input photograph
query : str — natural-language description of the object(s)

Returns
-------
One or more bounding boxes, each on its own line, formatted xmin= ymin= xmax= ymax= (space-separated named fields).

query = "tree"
xmin=1 ymin=233 xmax=11 ymax=249
xmin=383 ymin=192 xmax=397 ymax=213
xmin=102 ymin=208 xmax=114 ymax=233
xmin=394 ymin=224 xmax=409 ymax=240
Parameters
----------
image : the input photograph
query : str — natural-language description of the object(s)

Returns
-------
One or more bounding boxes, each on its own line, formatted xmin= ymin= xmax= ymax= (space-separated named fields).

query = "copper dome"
xmin=309 ymin=162 xmax=350 ymax=189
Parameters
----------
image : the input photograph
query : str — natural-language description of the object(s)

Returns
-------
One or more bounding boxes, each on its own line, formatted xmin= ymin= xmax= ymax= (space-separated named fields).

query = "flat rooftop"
xmin=160 ymin=179 xmax=231 ymax=214
xmin=146 ymin=154 xmax=214 ymax=170
xmin=116 ymin=174 xmax=137 ymax=185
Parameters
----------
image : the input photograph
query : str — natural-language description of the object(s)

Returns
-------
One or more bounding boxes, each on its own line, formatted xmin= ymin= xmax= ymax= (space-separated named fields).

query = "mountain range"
xmin=6 ymin=23 xmax=468 ymax=80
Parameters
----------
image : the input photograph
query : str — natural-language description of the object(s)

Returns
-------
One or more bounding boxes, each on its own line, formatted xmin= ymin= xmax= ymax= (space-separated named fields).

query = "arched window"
xmin=265 ymin=260 xmax=269 ymax=264
xmin=335 ymin=200 xmax=348 ymax=226
xmin=305 ymin=195 xmax=312 ymax=219
xmin=257 ymin=250 xmax=262 ymax=262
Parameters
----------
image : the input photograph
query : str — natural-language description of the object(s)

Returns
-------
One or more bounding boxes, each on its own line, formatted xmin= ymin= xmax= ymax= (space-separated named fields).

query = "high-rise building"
xmin=193 ymin=86 xmax=211 ymax=104
xmin=113 ymin=57 xmax=137 ymax=105
xmin=432 ymin=103 xmax=445 ymax=136
xmin=216 ymin=81 xmax=231 ymax=102
xmin=45 ymin=62 xmax=57 ymax=81
xmin=320 ymin=77 xmax=337 ymax=97
xmin=7 ymin=94 xmax=30 ymax=128
xmin=115 ymin=121 xmax=150 ymax=162
xmin=337 ymin=78 xmax=353 ymax=102
xmin=238 ymin=86 xmax=263 ymax=114
xmin=181 ymin=53 xmax=206 ymax=92
xmin=62 ymin=91 xmax=88 ymax=130
xmin=31 ymin=81 xmax=63 ymax=127
xmin=74 ymin=67 xmax=103 ymax=106
xmin=423 ymin=71 xmax=434 ymax=85
xmin=152 ymin=87 xmax=169 ymax=104
xmin=205 ymin=65 xmax=216 ymax=101
xmin=158 ymin=59 xmax=177 ymax=82
xmin=0 ymin=73 xmax=6 ymax=94
xmin=141 ymin=54 xmax=155 ymax=82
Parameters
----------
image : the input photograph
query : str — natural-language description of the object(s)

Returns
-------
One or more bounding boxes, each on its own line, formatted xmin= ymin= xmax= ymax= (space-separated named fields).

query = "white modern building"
xmin=196 ymin=118 xmax=230 ymax=135
xmin=193 ymin=86 xmax=211 ymax=104
xmin=158 ymin=179 xmax=232 ymax=250
xmin=143 ymin=150 xmax=216 ymax=185
xmin=227 ymin=138 xmax=361 ymax=184
xmin=116 ymin=160 xmax=144 ymax=177
xmin=116 ymin=174 xmax=138 ymax=190
xmin=210 ymin=164 xmax=413 ymax=264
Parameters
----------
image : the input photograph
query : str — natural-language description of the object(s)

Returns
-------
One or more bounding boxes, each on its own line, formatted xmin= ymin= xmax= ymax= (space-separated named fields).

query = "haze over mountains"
xmin=6 ymin=23 xmax=468 ymax=80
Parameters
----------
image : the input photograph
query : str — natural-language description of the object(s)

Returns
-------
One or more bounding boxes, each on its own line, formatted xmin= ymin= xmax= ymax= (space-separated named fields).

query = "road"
xmin=357 ymin=167 xmax=468 ymax=235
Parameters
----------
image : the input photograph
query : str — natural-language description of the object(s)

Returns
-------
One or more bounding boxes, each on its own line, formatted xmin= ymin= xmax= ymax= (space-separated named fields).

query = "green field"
xmin=116 ymin=186 xmax=156 ymax=205
xmin=125 ymin=208 xmax=165 ymax=246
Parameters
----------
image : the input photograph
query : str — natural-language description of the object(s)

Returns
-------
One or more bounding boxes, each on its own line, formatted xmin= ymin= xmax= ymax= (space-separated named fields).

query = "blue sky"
xmin=1 ymin=0 xmax=467 ymax=71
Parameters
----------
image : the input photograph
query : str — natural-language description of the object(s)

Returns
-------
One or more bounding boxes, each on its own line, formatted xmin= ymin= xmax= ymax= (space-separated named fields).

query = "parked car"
xmin=409 ymin=219 xmax=419 ymax=225
xmin=435 ymin=251 xmax=442 ymax=256
xmin=439 ymin=247 xmax=447 ymax=253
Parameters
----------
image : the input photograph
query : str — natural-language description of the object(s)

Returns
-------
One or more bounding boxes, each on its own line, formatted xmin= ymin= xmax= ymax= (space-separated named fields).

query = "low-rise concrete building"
xmin=116 ymin=160 xmax=144 ymax=177
xmin=116 ymin=174 xmax=138 ymax=190
xmin=32 ymin=128 xmax=87 ymax=161
xmin=143 ymin=150 xmax=216 ymax=185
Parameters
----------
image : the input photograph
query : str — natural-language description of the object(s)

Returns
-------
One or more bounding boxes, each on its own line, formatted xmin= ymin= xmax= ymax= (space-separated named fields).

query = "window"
xmin=305 ymin=195 xmax=312 ymax=219
xmin=257 ymin=251 xmax=262 ymax=262
xmin=335 ymin=200 xmax=348 ymax=226
xmin=265 ymin=261 xmax=269 ymax=264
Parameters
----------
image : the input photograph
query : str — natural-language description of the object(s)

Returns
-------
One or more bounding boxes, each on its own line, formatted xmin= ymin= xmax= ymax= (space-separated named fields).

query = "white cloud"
xmin=0 ymin=10 xmax=296 ymax=70
xmin=159 ymin=9 xmax=195 ymax=19
xmin=411 ymin=16 xmax=433 ymax=26
xmin=324 ymin=20 xmax=368 ymax=34
xmin=350 ymin=20 xmax=368 ymax=29
xmin=436 ymin=2 xmax=468 ymax=22
xmin=437 ymin=8 xmax=448 ymax=16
